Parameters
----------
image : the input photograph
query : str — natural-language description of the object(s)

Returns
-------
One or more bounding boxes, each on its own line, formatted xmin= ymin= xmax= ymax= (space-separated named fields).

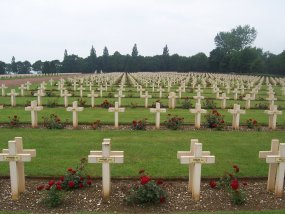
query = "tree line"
xmin=0 ymin=25 xmax=284 ymax=75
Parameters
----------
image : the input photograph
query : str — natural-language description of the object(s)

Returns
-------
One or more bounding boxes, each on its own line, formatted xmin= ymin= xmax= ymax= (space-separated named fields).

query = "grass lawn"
xmin=0 ymin=128 xmax=285 ymax=178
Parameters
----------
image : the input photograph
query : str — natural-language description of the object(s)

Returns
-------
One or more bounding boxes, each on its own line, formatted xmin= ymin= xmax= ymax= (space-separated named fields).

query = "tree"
xmin=11 ymin=56 xmax=17 ymax=73
xmin=42 ymin=61 xmax=50 ymax=74
xmin=0 ymin=61 xmax=6 ymax=74
xmin=64 ymin=49 xmax=68 ymax=60
xmin=86 ymin=45 xmax=97 ymax=72
xmin=103 ymin=46 xmax=109 ymax=57
xmin=131 ymin=44 xmax=138 ymax=57
xmin=102 ymin=46 xmax=110 ymax=71
xmin=214 ymin=25 xmax=257 ymax=53
xmin=163 ymin=45 xmax=169 ymax=56
xmin=32 ymin=60 xmax=43 ymax=72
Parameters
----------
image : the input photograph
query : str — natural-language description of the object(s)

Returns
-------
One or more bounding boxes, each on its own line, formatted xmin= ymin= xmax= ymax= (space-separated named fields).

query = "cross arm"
xmin=2 ymin=149 xmax=36 ymax=157
xmin=88 ymin=155 xmax=124 ymax=163
xmin=0 ymin=153 xmax=32 ymax=162
xmin=266 ymin=155 xmax=285 ymax=164
xmin=180 ymin=155 xmax=215 ymax=164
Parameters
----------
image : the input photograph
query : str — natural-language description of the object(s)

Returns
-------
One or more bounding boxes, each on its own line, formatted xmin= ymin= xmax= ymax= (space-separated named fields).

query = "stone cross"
xmin=168 ymin=92 xmax=178 ymax=109
xmin=0 ymin=84 xmax=8 ymax=96
xmin=141 ymin=91 xmax=152 ymax=108
xmin=150 ymin=102 xmax=166 ymax=129
xmin=58 ymin=83 xmax=65 ymax=96
xmin=218 ymin=93 xmax=229 ymax=109
xmin=138 ymin=85 xmax=145 ymax=97
xmin=177 ymin=139 xmax=215 ymax=201
xmin=281 ymin=87 xmax=285 ymax=96
xmin=215 ymin=88 xmax=221 ymax=99
xmin=264 ymin=105 xmax=282 ymax=130
xmin=266 ymin=94 xmax=277 ymax=108
xmin=88 ymin=90 xmax=99 ymax=108
xmin=189 ymin=103 xmax=207 ymax=129
xmin=232 ymin=88 xmax=240 ymax=100
xmin=225 ymin=84 xmax=231 ymax=94
xmin=61 ymin=90 xmax=72 ymax=107
xmin=157 ymin=86 xmax=165 ymax=98
xmin=193 ymin=92 xmax=204 ymax=104
xmin=265 ymin=143 xmax=285 ymax=197
xmin=7 ymin=89 xmax=18 ymax=107
xmin=25 ymin=100 xmax=43 ymax=128
xmin=49 ymin=78 xmax=54 ymax=86
xmin=259 ymin=139 xmax=280 ymax=192
xmin=25 ymin=81 xmax=31 ymax=90
xmin=98 ymin=85 xmax=105 ymax=97
xmin=34 ymin=90 xmax=45 ymax=106
xmin=108 ymin=102 xmax=125 ymax=128
xmin=240 ymin=84 xmax=245 ymax=94
xmin=66 ymin=101 xmax=84 ymax=128
xmin=0 ymin=137 xmax=36 ymax=200
xmin=228 ymin=104 xmax=246 ymax=129
xmin=176 ymin=87 xmax=183 ymax=98
xmin=18 ymin=84 xmax=26 ymax=96
xmin=114 ymin=90 xmax=125 ymax=107
xmin=78 ymin=85 xmax=85 ymax=98
xmin=88 ymin=138 xmax=124 ymax=201
xmin=72 ymin=81 xmax=78 ymax=91
xmin=243 ymin=94 xmax=253 ymax=109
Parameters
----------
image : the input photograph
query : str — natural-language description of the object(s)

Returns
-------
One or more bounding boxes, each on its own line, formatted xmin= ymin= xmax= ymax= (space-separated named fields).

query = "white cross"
xmin=259 ymin=139 xmax=280 ymax=192
xmin=168 ymin=92 xmax=178 ymax=109
xmin=88 ymin=138 xmax=124 ymax=201
xmin=0 ymin=84 xmax=8 ymax=96
xmin=232 ymin=88 xmax=240 ymax=100
xmin=280 ymin=87 xmax=285 ymax=96
xmin=177 ymin=139 xmax=215 ymax=201
xmin=215 ymin=88 xmax=221 ymax=99
xmin=157 ymin=86 xmax=165 ymax=98
xmin=0 ymin=137 xmax=36 ymax=200
xmin=266 ymin=94 xmax=277 ymax=108
xmin=176 ymin=86 xmax=183 ymax=98
xmin=78 ymin=85 xmax=85 ymax=98
xmin=225 ymin=84 xmax=231 ymax=94
xmin=61 ymin=90 xmax=72 ymax=107
xmin=193 ymin=92 xmax=204 ymax=104
xmin=98 ymin=85 xmax=105 ymax=98
xmin=88 ymin=90 xmax=99 ymax=108
xmin=25 ymin=81 xmax=31 ymax=90
xmin=150 ymin=102 xmax=166 ymax=129
xmin=264 ymin=105 xmax=282 ymax=130
xmin=266 ymin=143 xmax=285 ymax=197
xmin=49 ymin=78 xmax=54 ymax=86
xmin=218 ymin=93 xmax=229 ymax=109
xmin=108 ymin=102 xmax=125 ymax=128
xmin=228 ymin=104 xmax=245 ymax=129
xmin=58 ymin=83 xmax=65 ymax=96
xmin=72 ymin=81 xmax=78 ymax=91
xmin=66 ymin=101 xmax=84 ymax=128
xmin=141 ymin=91 xmax=152 ymax=108
xmin=7 ymin=89 xmax=19 ymax=107
xmin=34 ymin=90 xmax=45 ymax=106
xmin=18 ymin=84 xmax=26 ymax=96
xmin=114 ymin=90 xmax=125 ymax=107
xmin=189 ymin=103 xmax=207 ymax=129
xmin=24 ymin=100 xmax=43 ymax=128
xmin=243 ymin=94 xmax=254 ymax=109
xmin=138 ymin=85 xmax=145 ymax=97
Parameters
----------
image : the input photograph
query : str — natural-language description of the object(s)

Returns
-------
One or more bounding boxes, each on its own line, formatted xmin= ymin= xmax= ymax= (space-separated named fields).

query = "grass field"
xmin=0 ymin=128 xmax=285 ymax=178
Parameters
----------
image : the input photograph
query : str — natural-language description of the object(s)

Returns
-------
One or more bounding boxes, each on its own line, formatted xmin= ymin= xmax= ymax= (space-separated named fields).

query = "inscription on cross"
xmin=88 ymin=138 xmax=124 ymax=201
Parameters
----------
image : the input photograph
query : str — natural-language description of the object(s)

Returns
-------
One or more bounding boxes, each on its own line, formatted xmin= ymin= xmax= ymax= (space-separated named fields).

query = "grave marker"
xmin=189 ymin=103 xmax=207 ymax=129
xmin=24 ymin=100 xmax=43 ymax=128
xmin=108 ymin=102 xmax=125 ymax=128
xmin=66 ymin=101 xmax=84 ymax=128
xmin=228 ymin=104 xmax=245 ymax=129
xmin=150 ymin=102 xmax=166 ymax=129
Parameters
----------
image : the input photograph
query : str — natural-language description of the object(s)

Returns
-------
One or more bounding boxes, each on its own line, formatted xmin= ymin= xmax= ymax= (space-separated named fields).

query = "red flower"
xmin=234 ymin=167 xmax=240 ymax=173
xmin=79 ymin=183 xmax=84 ymax=188
xmin=48 ymin=180 xmax=55 ymax=186
xmin=56 ymin=185 xmax=62 ymax=190
xmin=212 ymin=123 xmax=217 ymax=128
xmin=139 ymin=169 xmax=145 ymax=174
xmin=87 ymin=175 xmax=91 ymax=179
xmin=253 ymin=120 xmax=257 ymax=125
xmin=220 ymin=120 xmax=224 ymax=124
xmin=72 ymin=170 xmax=77 ymax=174
xmin=156 ymin=180 xmax=163 ymax=185
xmin=160 ymin=197 xmax=165 ymax=203
xmin=56 ymin=181 xmax=62 ymax=185
xmin=60 ymin=176 xmax=64 ymax=181
xmin=209 ymin=180 xmax=217 ymax=188
xmin=231 ymin=179 xmax=239 ymax=190
xmin=68 ymin=181 xmax=75 ymax=188
xmin=67 ymin=168 xmax=73 ymax=172
xmin=37 ymin=185 xmax=45 ymax=191
xmin=87 ymin=180 xmax=92 ymax=185
xmin=80 ymin=177 xmax=84 ymax=181
xmin=140 ymin=175 xmax=151 ymax=185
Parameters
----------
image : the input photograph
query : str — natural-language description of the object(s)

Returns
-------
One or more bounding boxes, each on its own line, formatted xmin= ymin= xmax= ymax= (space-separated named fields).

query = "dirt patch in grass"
xmin=0 ymin=178 xmax=284 ymax=213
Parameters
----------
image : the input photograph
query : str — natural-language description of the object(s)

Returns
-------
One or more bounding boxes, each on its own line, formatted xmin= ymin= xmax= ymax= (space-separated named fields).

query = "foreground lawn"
xmin=0 ymin=129 xmax=285 ymax=178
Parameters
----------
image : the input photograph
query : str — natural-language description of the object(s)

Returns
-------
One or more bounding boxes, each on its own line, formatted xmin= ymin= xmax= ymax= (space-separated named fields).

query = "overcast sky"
xmin=0 ymin=0 xmax=284 ymax=63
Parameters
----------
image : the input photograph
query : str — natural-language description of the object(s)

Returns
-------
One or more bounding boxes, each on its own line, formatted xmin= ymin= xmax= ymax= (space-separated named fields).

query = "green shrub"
xmin=42 ymin=114 xmax=65 ymax=129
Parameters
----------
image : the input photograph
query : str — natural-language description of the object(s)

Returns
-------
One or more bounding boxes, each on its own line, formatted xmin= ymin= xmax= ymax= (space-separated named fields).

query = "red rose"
xmin=231 ymin=179 xmax=239 ymax=190
xmin=67 ymin=168 xmax=73 ymax=172
xmin=212 ymin=124 xmax=217 ymax=128
xmin=87 ymin=180 xmax=92 ymax=185
xmin=253 ymin=120 xmax=257 ymax=125
xmin=209 ymin=180 xmax=217 ymax=188
xmin=160 ymin=197 xmax=165 ymax=203
xmin=220 ymin=120 xmax=224 ymax=124
xmin=140 ymin=176 xmax=151 ymax=185
xmin=56 ymin=181 xmax=62 ymax=185
xmin=48 ymin=180 xmax=55 ymax=186
xmin=68 ymin=181 xmax=75 ymax=188
xmin=56 ymin=185 xmax=62 ymax=190
xmin=37 ymin=185 xmax=45 ymax=191
xmin=156 ymin=179 xmax=163 ymax=185
xmin=80 ymin=177 xmax=84 ymax=181
xmin=234 ymin=167 xmax=240 ymax=173
xmin=60 ymin=176 xmax=64 ymax=181
xmin=72 ymin=170 xmax=77 ymax=174
xmin=79 ymin=183 xmax=84 ymax=188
